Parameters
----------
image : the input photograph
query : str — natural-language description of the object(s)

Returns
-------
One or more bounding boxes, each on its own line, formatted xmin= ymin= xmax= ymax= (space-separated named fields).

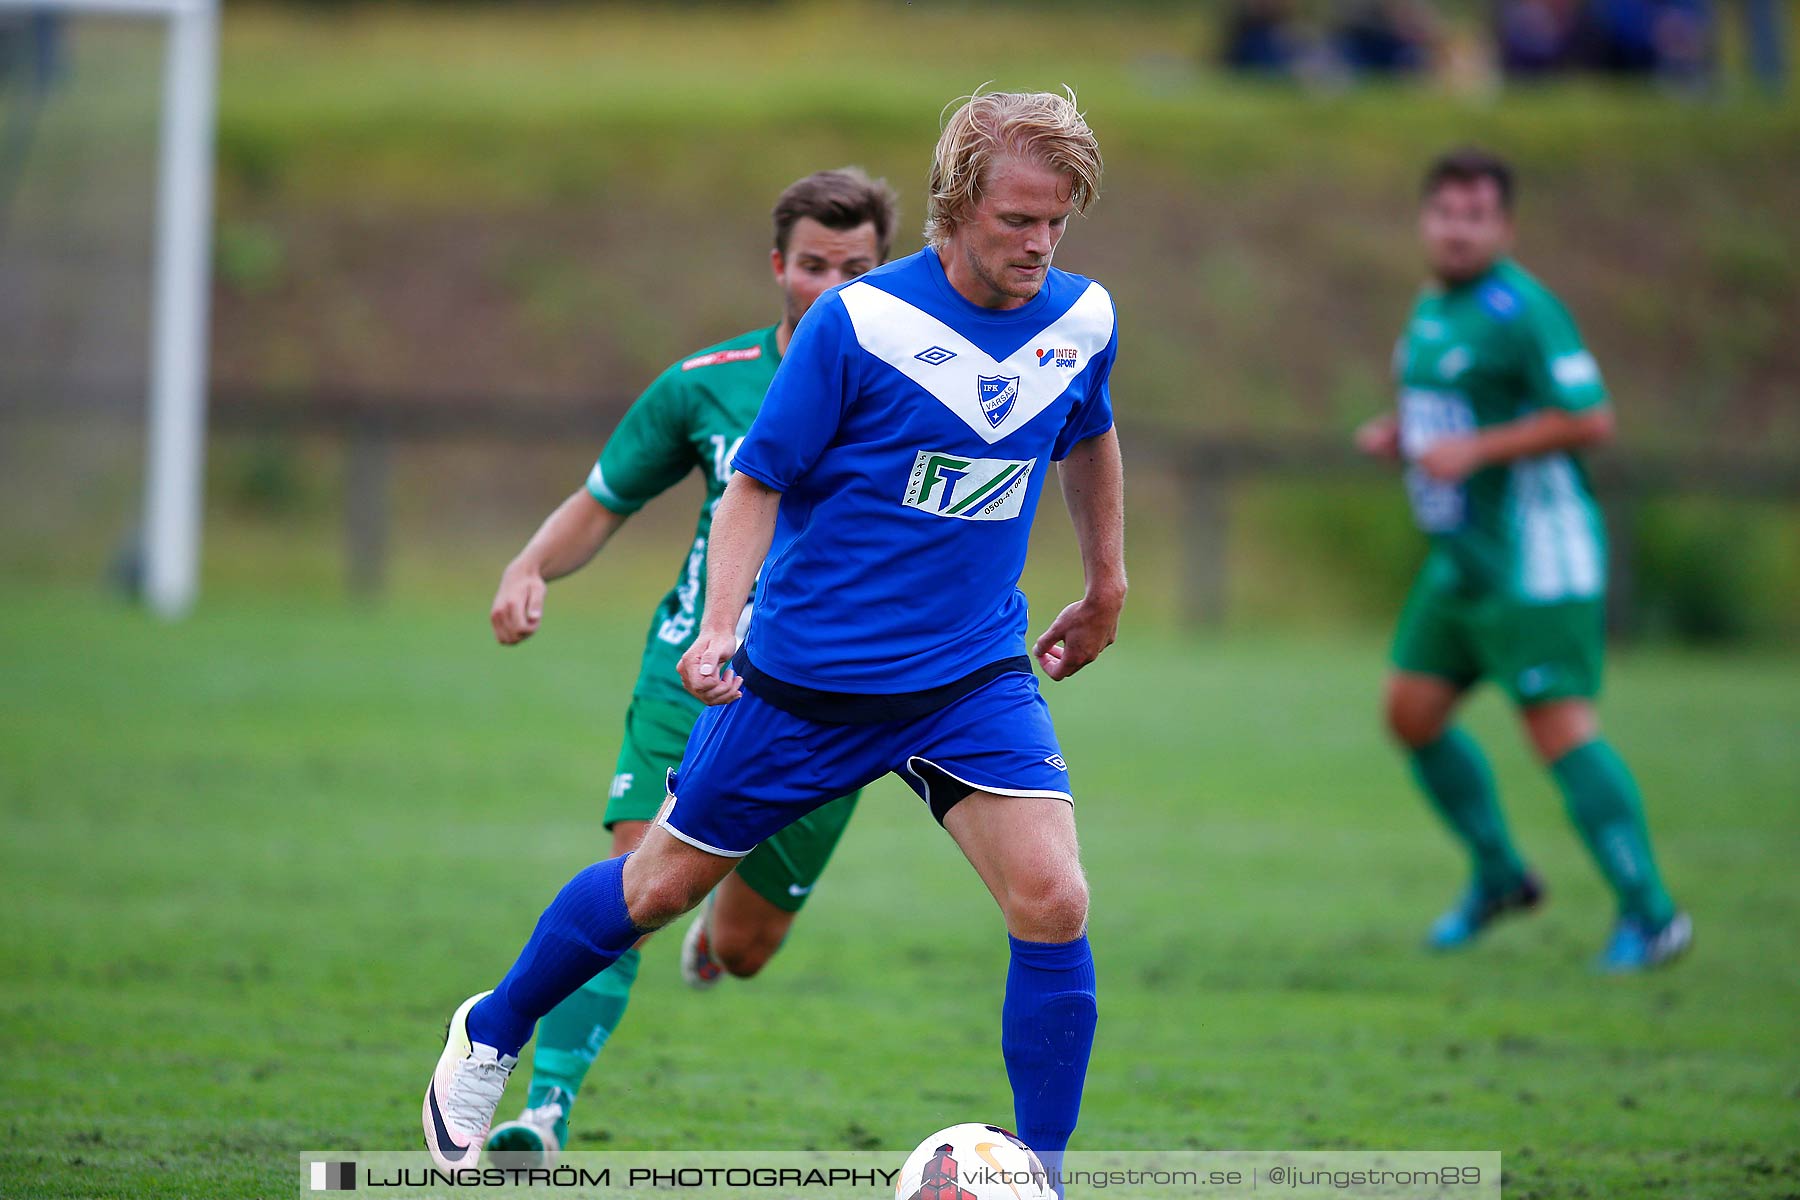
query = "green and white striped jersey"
xmin=585 ymin=325 xmax=778 ymax=708
xmin=1393 ymin=259 xmax=1610 ymax=603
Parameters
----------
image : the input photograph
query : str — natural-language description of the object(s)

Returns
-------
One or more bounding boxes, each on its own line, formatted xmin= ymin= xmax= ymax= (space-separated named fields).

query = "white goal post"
xmin=1 ymin=0 xmax=218 ymax=617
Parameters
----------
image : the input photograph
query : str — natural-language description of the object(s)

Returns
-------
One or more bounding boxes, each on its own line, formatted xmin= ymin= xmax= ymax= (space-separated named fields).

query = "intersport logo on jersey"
xmin=902 ymin=450 xmax=1034 ymax=522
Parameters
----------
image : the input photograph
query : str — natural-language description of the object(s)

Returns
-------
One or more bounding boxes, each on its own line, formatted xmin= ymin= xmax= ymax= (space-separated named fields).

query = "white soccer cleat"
xmin=679 ymin=892 xmax=725 ymax=990
xmin=422 ymin=991 xmax=518 ymax=1170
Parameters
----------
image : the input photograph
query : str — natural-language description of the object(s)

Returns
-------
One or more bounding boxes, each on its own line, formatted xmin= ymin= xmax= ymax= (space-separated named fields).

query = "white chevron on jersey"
xmin=836 ymin=277 xmax=1116 ymax=444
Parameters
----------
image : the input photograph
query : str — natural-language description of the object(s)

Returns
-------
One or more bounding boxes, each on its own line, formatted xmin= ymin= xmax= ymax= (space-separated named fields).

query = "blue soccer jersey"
xmin=729 ymin=247 xmax=1117 ymax=695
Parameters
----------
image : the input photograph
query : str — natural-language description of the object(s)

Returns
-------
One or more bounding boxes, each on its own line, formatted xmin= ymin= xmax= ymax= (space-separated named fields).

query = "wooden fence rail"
xmin=8 ymin=385 xmax=1799 ymax=625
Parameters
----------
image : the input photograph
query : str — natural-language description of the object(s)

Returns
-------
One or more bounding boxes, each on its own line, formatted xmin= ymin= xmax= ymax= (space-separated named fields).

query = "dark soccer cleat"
xmin=1424 ymin=872 xmax=1545 ymax=951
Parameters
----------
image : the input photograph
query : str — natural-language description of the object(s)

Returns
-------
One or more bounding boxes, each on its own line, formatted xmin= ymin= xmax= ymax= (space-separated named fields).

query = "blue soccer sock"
xmin=465 ymin=855 xmax=645 ymax=1058
xmin=1002 ymin=933 xmax=1097 ymax=1188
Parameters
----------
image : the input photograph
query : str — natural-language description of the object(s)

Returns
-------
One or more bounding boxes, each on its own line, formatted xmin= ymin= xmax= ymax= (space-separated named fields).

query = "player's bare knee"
xmin=623 ymin=865 xmax=703 ymax=930
xmin=1384 ymin=684 xmax=1446 ymax=749
xmin=1381 ymin=682 xmax=1408 ymax=741
xmin=710 ymin=901 xmax=793 ymax=978
xmin=1010 ymin=871 xmax=1089 ymax=943
xmin=621 ymin=883 xmax=678 ymax=931
xmin=714 ymin=934 xmax=777 ymax=979
xmin=1523 ymin=701 xmax=1597 ymax=764
xmin=1389 ymin=710 xmax=1440 ymax=750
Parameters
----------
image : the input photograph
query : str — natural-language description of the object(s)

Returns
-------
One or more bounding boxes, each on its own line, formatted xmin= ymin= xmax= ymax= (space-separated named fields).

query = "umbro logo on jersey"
xmin=1035 ymin=346 xmax=1078 ymax=369
xmin=977 ymin=375 xmax=1020 ymax=427
xmin=902 ymin=450 xmax=1034 ymax=521
xmin=914 ymin=345 xmax=957 ymax=365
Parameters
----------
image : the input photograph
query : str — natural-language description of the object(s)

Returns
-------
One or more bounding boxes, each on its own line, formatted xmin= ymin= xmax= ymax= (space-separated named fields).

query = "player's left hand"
xmin=678 ymin=626 xmax=744 ymax=705
xmin=1417 ymin=436 xmax=1485 ymax=483
xmin=1033 ymin=594 xmax=1121 ymax=681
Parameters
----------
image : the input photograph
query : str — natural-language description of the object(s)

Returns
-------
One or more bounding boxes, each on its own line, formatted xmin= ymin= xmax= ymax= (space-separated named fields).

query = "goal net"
xmin=0 ymin=0 xmax=215 ymax=615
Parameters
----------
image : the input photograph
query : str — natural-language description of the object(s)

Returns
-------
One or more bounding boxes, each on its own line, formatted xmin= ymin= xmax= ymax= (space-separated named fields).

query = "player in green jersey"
xmin=481 ymin=168 xmax=900 ymax=1161
xmin=1354 ymin=148 xmax=1690 ymax=972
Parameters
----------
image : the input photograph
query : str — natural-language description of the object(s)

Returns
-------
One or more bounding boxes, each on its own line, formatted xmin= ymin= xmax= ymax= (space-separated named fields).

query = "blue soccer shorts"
xmin=658 ymin=669 xmax=1072 ymax=858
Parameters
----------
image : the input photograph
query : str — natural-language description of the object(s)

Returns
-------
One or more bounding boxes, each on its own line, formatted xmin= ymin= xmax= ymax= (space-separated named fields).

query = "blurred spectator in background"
xmin=1496 ymin=0 xmax=1580 ymax=76
xmin=1331 ymin=0 xmax=1440 ymax=76
xmin=1220 ymin=0 xmax=1306 ymax=75
xmin=1219 ymin=0 xmax=1734 ymax=88
xmin=1643 ymin=0 xmax=1715 ymax=84
xmin=1498 ymin=0 xmax=1717 ymax=83
xmin=1222 ymin=0 xmax=1439 ymax=83
xmin=0 ymin=10 xmax=66 ymax=247
xmin=1575 ymin=0 xmax=1714 ymax=84
xmin=1575 ymin=0 xmax=1664 ymax=73
xmin=0 ymin=9 xmax=65 ymax=93
xmin=1743 ymin=0 xmax=1787 ymax=91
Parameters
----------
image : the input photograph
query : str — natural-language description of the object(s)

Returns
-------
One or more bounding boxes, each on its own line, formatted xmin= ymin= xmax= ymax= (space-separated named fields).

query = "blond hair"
xmin=924 ymin=88 xmax=1102 ymax=248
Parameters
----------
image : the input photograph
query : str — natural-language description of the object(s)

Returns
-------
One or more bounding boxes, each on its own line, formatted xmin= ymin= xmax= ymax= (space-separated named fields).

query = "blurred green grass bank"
xmin=4 ymin=3 xmax=1795 ymax=635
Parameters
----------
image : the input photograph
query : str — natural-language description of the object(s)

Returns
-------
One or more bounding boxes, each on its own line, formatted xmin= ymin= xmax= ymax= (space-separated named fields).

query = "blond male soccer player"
xmin=424 ymin=93 xmax=1123 ymax=1181
xmin=476 ymin=169 xmax=900 ymax=1165
xmin=1356 ymin=148 xmax=1690 ymax=971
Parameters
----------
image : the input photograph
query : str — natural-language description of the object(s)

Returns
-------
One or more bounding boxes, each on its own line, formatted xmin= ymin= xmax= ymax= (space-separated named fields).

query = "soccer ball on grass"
xmin=895 ymin=1123 xmax=1054 ymax=1200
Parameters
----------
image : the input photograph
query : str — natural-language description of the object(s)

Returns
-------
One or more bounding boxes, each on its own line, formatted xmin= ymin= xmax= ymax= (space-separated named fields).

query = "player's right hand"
xmin=1354 ymin=413 xmax=1401 ymax=460
xmin=490 ymin=567 xmax=547 ymax=645
xmin=678 ymin=627 xmax=743 ymax=705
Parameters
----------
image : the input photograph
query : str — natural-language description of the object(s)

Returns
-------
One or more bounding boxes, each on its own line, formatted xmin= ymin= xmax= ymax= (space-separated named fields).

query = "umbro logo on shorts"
xmin=902 ymin=450 xmax=1034 ymax=522
xmin=1044 ymin=754 xmax=1067 ymax=770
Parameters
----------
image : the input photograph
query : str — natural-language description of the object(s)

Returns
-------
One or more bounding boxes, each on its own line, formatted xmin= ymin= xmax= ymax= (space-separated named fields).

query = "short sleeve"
xmin=586 ymin=370 xmax=694 ymax=514
xmin=731 ymin=295 xmax=857 ymax=492
xmin=1516 ymin=290 xmax=1607 ymax=413
xmin=1051 ymin=326 xmax=1117 ymax=461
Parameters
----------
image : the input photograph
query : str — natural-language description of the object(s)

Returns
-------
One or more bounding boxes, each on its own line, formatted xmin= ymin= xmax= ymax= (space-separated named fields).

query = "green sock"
xmin=526 ymin=946 xmax=640 ymax=1109
xmin=1410 ymin=727 xmax=1528 ymax=891
xmin=1550 ymin=740 xmax=1676 ymax=928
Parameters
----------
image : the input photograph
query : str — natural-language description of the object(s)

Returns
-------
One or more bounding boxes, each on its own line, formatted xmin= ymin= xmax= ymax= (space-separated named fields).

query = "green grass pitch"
xmin=1 ymin=590 xmax=1795 ymax=1198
